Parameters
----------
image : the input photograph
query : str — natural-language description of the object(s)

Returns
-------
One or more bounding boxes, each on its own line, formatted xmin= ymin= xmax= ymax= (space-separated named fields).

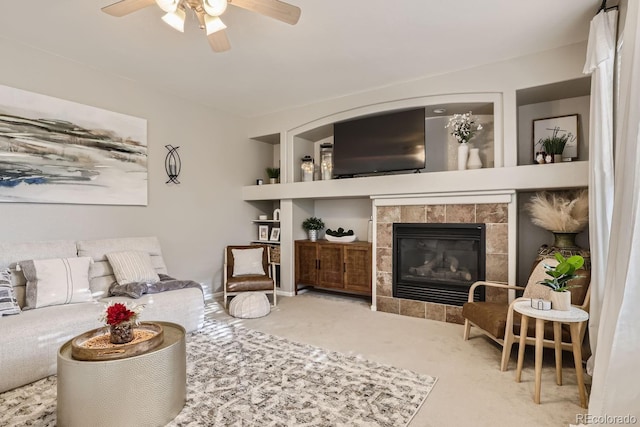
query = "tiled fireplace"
xmin=374 ymin=193 xmax=514 ymax=325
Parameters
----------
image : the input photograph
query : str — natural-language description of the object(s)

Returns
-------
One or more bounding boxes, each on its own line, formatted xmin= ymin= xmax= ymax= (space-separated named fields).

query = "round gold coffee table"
xmin=57 ymin=321 xmax=186 ymax=427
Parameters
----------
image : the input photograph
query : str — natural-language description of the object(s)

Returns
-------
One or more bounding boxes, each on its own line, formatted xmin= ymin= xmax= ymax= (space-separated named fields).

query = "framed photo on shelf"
xmin=270 ymin=227 xmax=280 ymax=242
xmin=532 ymin=114 xmax=579 ymax=161
xmin=258 ymin=225 xmax=269 ymax=241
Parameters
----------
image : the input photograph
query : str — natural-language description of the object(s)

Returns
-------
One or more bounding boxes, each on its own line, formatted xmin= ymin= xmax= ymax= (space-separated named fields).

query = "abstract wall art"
xmin=0 ymin=85 xmax=147 ymax=205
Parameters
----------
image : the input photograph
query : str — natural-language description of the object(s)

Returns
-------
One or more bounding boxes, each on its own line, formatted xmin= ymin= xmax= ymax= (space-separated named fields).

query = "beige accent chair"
xmin=223 ymin=245 xmax=277 ymax=308
xmin=462 ymin=258 xmax=591 ymax=371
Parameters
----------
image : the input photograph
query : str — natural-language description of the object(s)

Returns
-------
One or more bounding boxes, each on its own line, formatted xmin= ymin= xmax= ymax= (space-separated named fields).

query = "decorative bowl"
xmin=325 ymin=234 xmax=357 ymax=243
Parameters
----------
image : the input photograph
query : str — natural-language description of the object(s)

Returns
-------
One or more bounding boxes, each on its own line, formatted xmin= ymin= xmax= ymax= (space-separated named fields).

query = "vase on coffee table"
xmin=110 ymin=321 xmax=134 ymax=344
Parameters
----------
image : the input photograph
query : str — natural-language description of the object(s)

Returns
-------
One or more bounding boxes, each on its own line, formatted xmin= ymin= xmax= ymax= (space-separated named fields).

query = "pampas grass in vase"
xmin=525 ymin=189 xmax=589 ymax=248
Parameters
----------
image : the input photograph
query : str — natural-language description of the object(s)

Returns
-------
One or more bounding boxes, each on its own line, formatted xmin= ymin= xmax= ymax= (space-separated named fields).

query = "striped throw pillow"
xmin=19 ymin=257 xmax=93 ymax=309
xmin=106 ymin=251 xmax=160 ymax=286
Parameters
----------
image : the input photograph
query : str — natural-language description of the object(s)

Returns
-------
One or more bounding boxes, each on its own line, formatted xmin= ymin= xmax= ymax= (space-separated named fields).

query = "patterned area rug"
xmin=0 ymin=320 xmax=437 ymax=426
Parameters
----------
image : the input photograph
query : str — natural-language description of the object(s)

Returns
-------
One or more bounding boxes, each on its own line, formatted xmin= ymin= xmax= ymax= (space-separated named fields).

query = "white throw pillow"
xmin=19 ymin=257 xmax=94 ymax=309
xmin=106 ymin=251 xmax=160 ymax=285
xmin=0 ymin=268 xmax=21 ymax=316
xmin=232 ymin=248 xmax=266 ymax=277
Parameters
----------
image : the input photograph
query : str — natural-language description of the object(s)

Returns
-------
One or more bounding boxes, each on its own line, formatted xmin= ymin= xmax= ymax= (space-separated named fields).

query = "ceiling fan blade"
xmin=208 ymin=30 xmax=231 ymax=52
xmin=230 ymin=0 xmax=301 ymax=25
xmin=101 ymin=0 xmax=156 ymax=17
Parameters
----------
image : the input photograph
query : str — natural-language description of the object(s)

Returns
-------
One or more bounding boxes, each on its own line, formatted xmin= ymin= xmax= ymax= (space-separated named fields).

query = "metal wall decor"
xmin=165 ymin=145 xmax=181 ymax=184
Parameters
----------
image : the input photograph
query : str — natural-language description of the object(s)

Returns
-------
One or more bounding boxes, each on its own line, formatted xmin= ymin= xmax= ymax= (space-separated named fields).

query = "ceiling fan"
xmin=101 ymin=0 xmax=301 ymax=53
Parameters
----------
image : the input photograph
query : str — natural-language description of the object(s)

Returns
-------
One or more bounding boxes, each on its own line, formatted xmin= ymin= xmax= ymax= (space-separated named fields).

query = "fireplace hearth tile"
xmin=486 ymin=223 xmax=508 ymax=254
xmin=376 ymin=296 xmax=399 ymax=314
xmin=376 ymin=272 xmax=392 ymax=297
xmin=426 ymin=205 xmax=446 ymax=223
xmin=485 ymin=254 xmax=508 ymax=282
xmin=476 ymin=203 xmax=508 ymax=224
xmin=399 ymin=299 xmax=426 ymax=318
xmin=376 ymin=223 xmax=392 ymax=248
xmin=425 ymin=302 xmax=446 ymax=321
xmin=377 ymin=206 xmax=401 ymax=223
xmin=401 ymin=206 xmax=426 ymax=223
xmin=445 ymin=204 xmax=476 ymax=223
xmin=376 ymin=248 xmax=392 ymax=273
xmin=445 ymin=305 xmax=465 ymax=325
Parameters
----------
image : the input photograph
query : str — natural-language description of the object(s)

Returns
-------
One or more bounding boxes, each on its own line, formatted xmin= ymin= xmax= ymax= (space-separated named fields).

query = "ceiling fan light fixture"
xmin=202 ymin=0 xmax=228 ymax=16
xmin=205 ymin=15 xmax=227 ymax=35
xmin=156 ymin=0 xmax=180 ymax=13
xmin=161 ymin=7 xmax=186 ymax=32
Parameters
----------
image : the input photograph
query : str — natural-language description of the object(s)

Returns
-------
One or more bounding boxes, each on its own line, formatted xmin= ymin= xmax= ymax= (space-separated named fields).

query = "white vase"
xmin=467 ymin=148 xmax=482 ymax=169
xmin=458 ymin=142 xmax=469 ymax=170
xmin=550 ymin=290 xmax=572 ymax=311
xmin=308 ymin=230 xmax=318 ymax=242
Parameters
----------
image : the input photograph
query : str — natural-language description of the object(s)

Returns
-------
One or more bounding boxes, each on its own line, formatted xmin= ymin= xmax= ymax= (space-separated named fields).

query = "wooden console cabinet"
xmin=294 ymin=240 xmax=372 ymax=296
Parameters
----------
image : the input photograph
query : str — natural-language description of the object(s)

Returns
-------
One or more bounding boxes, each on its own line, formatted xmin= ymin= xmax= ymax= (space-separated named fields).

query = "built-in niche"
xmin=289 ymin=100 xmax=496 ymax=182
xmin=516 ymin=77 xmax=591 ymax=166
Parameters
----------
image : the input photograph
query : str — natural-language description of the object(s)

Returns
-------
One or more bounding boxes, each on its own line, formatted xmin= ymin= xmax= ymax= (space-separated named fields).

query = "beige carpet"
xmin=211 ymin=290 xmax=590 ymax=427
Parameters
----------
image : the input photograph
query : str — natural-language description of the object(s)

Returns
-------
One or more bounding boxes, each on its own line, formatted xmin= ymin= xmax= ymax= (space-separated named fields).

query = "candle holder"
xmin=301 ymin=155 xmax=314 ymax=182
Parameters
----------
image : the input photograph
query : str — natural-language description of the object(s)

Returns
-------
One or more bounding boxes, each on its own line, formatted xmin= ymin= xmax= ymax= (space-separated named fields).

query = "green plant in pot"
xmin=539 ymin=253 xmax=584 ymax=311
xmin=266 ymin=167 xmax=280 ymax=184
xmin=302 ymin=217 xmax=324 ymax=242
xmin=539 ymin=128 xmax=569 ymax=163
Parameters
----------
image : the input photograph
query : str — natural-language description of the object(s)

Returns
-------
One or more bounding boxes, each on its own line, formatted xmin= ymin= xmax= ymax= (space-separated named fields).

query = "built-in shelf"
xmin=251 ymin=219 xmax=280 ymax=223
xmin=250 ymin=240 xmax=281 ymax=245
xmin=242 ymin=161 xmax=588 ymax=201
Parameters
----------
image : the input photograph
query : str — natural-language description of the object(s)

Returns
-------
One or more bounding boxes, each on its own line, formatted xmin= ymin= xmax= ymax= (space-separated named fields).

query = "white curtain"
xmin=582 ymin=8 xmax=618 ymax=376
xmin=587 ymin=1 xmax=640 ymax=419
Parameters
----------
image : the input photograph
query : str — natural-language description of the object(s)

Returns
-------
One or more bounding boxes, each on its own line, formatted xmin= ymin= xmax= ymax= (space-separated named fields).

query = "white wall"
xmin=0 ymin=38 xmax=272 ymax=296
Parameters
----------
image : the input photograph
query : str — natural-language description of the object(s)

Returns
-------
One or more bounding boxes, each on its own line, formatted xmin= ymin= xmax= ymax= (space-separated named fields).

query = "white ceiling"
xmin=0 ymin=1 xmax=600 ymax=118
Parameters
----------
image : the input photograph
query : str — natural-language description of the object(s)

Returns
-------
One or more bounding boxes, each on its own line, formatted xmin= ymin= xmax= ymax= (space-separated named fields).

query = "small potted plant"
xmin=539 ymin=128 xmax=569 ymax=163
xmin=538 ymin=253 xmax=584 ymax=311
xmin=266 ymin=167 xmax=280 ymax=184
xmin=302 ymin=216 xmax=325 ymax=242
xmin=101 ymin=302 xmax=144 ymax=344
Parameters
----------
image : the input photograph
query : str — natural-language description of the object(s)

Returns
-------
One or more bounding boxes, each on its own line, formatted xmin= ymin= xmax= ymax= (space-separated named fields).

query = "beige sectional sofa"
xmin=0 ymin=236 xmax=204 ymax=393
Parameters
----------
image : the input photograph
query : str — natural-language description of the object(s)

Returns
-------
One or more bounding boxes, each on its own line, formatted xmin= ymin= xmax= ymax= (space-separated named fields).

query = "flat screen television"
xmin=333 ymin=108 xmax=426 ymax=177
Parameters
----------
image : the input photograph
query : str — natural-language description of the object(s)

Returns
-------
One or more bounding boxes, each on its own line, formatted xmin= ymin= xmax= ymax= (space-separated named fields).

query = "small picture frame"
xmin=270 ymin=227 xmax=280 ymax=242
xmin=258 ymin=225 xmax=269 ymax=241
xmin=532 ymin=114 xmax=579 ymax=161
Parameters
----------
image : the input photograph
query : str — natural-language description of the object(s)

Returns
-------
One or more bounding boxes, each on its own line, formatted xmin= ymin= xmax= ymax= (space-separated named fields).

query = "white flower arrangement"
xmin=446 ymin=111 xmax=483 ymax=144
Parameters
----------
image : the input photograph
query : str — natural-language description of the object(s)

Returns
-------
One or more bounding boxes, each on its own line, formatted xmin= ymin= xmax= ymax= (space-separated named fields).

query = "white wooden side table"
xmin=513 ymin=299 xmax=589 ymax=408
